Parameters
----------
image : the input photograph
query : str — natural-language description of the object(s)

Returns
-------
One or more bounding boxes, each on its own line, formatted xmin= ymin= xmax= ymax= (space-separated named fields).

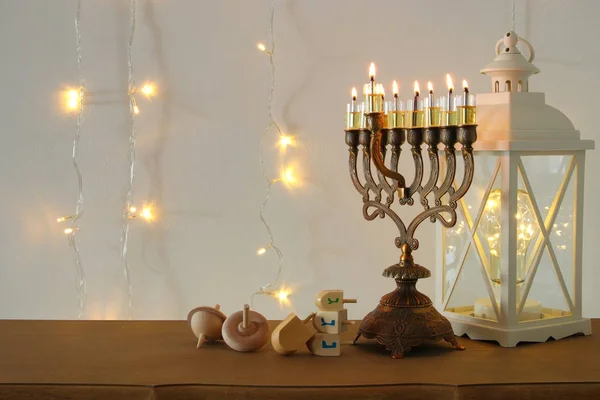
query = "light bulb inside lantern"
xmin=140 ymin=83 xmax=156 ymax=98
xmin=257 ymin=43 xmax=267 ymax=52
xmin=257 ymin=247 xmax=267 ymax=256
xmin=480 ymin=189 xmax=538 ymax=289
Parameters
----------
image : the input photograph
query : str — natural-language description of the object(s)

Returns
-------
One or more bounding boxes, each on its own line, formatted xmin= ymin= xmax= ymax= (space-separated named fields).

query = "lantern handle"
xmin=495 ymin=32 xmax=535 ymax=63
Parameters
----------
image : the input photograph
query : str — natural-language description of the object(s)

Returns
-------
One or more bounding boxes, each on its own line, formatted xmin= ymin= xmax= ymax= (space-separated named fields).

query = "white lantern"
xmin=436 ymin=31 xmax=595 ymax=347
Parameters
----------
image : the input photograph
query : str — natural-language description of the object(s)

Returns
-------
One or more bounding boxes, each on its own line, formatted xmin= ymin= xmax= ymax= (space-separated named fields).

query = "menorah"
xmin=344 ymin=75 xmax=477 ymax=358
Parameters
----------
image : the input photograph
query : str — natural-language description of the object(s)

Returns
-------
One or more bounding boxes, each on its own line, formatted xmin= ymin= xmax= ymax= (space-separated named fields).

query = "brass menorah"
xmin=345 ymin=104 xmax=477 ymax=358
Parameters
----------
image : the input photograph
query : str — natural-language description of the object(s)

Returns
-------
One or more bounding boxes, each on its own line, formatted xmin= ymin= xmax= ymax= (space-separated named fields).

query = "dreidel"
xmin=271 ymin=312 xmax=316 ymax=355
xmin=307 ymin=333 xmax=346 ymax=357
xmin=313 ymin=309 xmax=355 ymax=334
xmin=314 ymin=290 xmax=357 ymax=311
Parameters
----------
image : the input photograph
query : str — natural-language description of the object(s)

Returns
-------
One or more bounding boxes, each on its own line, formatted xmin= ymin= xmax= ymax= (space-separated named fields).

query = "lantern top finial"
xmin=481 ymin=31 xmax=540 ymax=93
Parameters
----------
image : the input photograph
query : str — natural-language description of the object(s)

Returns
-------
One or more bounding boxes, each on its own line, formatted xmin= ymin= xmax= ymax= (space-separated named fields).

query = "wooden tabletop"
xmin=0 ymin=319 xmax=599 ymax=400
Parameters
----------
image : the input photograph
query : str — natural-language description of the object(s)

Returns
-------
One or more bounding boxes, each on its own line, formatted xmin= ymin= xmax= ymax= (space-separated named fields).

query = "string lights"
xmin=57 ymin=0 xmax=86 ymax=319
xmin=121 ymin=0 xmax=157 ymax=319
xmin=250 ymin=0 xmax=298 ymax=309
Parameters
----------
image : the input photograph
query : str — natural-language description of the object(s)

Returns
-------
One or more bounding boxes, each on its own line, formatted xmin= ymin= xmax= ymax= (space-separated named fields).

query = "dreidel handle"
xmin=343 ymin=298 xmax=357 ymax=304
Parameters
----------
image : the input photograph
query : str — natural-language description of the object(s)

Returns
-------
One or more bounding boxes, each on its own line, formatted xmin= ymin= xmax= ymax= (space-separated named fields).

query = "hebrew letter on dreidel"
xmin=315 ymin=290 xmax=357 ymax=311
xmin=307 ymin=333 xmax=341 ymax=356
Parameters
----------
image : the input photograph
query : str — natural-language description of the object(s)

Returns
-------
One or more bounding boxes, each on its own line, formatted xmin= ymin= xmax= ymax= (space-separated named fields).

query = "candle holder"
xmin=345 ymin=110 xmax=477 ymax=358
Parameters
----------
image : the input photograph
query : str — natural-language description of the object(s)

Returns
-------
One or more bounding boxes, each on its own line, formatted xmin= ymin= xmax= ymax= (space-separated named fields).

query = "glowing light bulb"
xmin=129 ymin=206 xmax=137 ymax=213
xmin=257 ymin=247 xmax=267 ymax=256
xmin=133 ymin=105 xmax=140 ymax=115
xmin=446 ymin=74 xmax=454 ymax=92
xmin=278 ymin=135 xmax=295 ymax=149
xmin=57 ymin=216 xmax=71 ymax=223
xmin=275 ymin=287 xmax=291 ymax=306
xmin=140 ymin=206 xmax=154 ymax=222
xmin=281 ymin=167 xmax=297 ymax=187
xmin=64 ymin=227 xmax=75 ymax=235
xmin=65 ymin=89 xmax=81 ymax=111
xmin=257 ymin=43 xmax=267 ymax=52
xmin=140 ymin=83 xmax=156 ymax=98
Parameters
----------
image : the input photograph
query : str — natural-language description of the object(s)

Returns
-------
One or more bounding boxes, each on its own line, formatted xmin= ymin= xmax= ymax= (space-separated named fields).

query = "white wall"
xmin=0 ymin=0 xmax=598 ymax=320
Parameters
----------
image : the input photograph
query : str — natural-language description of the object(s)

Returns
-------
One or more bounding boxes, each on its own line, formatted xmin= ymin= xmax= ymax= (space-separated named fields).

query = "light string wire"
xmin=512 ymin=0 xmax=516 ymax=31
xmin=59 ymin=0 xmax=87 ymax=319
xmin=68 ymin=0 xmax=87 ymax=319
xmin=250 ymin=0 xmax=286 ymax=309
xmin=121 ymin=0 xmax=137 ymax=320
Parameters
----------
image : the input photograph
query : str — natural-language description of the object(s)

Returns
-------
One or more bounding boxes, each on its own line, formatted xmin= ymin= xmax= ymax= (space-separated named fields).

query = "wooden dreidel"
xmin=314 ymin=290 xmax=357 ymax=311
xmin=313 ymin=308 xmax=355 ymax=334
xmin=187 ymin=304 xmax=227 ymax=348
xmin=271 ymin=312 xmax=316 ymax=355
xmin=307 ymin=333 xmax=342 ymax=357
xmin=222 ymin=304 xmax=269 ymax=352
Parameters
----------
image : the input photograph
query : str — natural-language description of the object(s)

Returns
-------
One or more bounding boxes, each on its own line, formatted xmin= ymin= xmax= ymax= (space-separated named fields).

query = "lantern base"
xmin=446 ymin=315 xmax=592 ymax=347
xmin=353 ymin=258 xmax=465 ymax=358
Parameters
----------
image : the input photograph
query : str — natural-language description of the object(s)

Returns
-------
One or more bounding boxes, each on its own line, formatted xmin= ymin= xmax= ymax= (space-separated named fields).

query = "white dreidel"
xmin=312 ymin=309 xmax=355 ymax=334
xmin=314 ymin=290 xmax=357 ymax=311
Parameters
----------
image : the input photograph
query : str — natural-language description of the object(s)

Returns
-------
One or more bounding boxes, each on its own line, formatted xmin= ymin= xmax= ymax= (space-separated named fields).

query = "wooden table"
xmin=0 ymin=319 xmax=599 ymax=400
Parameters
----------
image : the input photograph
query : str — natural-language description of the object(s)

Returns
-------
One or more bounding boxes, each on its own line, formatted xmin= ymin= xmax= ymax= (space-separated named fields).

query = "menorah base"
xmin=353 ymin=273 xmax=465 ymax=359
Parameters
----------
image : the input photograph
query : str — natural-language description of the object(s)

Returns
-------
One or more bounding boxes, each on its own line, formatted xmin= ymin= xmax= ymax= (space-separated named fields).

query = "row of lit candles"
xmin=345 ymin=63 xmax=476 ymax=130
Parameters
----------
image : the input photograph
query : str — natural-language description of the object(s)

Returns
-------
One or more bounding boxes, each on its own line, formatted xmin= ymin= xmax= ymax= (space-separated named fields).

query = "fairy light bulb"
xmin=257 ymin=43 xmax=267 ymax=52
xmin=140 ymin=206 xmax=154 ymax=221
xmin=275 ymin=287 xmax=291 ymax=306
xmin=281 ymin=167 xmax=297 ymax=187
xmin=64 ymin=227 xmax=76 ymax=235
xmin=129 ymin=206 xmax=137 ymax=213
xmin=257 ymin=247 xmax=267 ymax=256
xmin=140 ymin=82 xmax=155 ymax=98
xmin=278 ymin=135 xmax=295 ymax=149
xmin=66 ymin=89 xmax=80 ymax=111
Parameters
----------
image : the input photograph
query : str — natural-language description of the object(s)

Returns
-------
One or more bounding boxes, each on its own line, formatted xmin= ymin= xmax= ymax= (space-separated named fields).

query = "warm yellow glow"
xmin=257 ymin=247 xmax=267 ymax=256
xmin=278 ymin=135 xmax=295 ymax=149
xmin=140 ymin=83 xmax=156 ymax=98
xmin=392 ymin=80 xmax=399 ymax=96
xmin=257 ymin=43 xmax=267 ymax=52
xmin=140 ymin=206 xmax=154 ymax=222
xmin=446 ymin=74 xmax=454 ymax=92
xmin=463 ymin=79 xmax=469 ymax=90
xmin=65 ymin=89 xmax=81 ymax=111
xmin=351 ymin=87 xmax=357 ymax=100
xmin=64 ymin=228 xmax=75 ymax=235
xmin=129 ymin=206 xmax=137 ymax=213
xmin=275 ymin=287 xmax=292 ymax=306
xmin=281 ymin=167 xmax=297 ymax=186
xmin=369 ymin=62 xmax=376 ymax=80
xmin=57 ymin=216 xmax=69 ymax=223
xmin=133 ymin=105 xmax=140 ymax=115
xmin=427 ymin=81 xmax=434 ymax=93
xmin=414 ymin=81 xmax=420 ymax=95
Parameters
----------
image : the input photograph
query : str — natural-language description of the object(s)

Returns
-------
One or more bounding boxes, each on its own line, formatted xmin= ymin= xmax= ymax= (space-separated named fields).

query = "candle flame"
xmin=463 ymin=79 xmax=469 ymax=90
xmin=392 ymin=80 xmax=399 ymax=96
xmin=427 ymin=81 xmax=434 ymax=93
xmin=351 ymin=87 xmax=357 ymax=100
xmin=414 ymin=81 xmax=420 ymax=95
xmin=369 ymin=62 xmax=376 ymax=80
xmin=446 ymin=74 xmax=454 ymax=91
